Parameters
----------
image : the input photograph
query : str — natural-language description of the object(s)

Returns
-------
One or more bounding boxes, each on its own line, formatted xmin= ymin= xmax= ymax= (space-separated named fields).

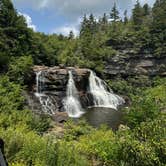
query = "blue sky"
xmin=12 ymin=0 xmax=156 ymax=36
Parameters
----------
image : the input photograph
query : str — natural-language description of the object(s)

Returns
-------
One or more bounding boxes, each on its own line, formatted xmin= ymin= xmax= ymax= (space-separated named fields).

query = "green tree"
xmin=124 ymin=10 xmax=128 ymax=24
xmin=68 ymin=30 xmax=74 ymax=40
xmin=110 ymin=3 xmax=120 ymax=23
xmin=101 ymin=13 xmax=108 ymax=25
xmin=0 ymin=0 xmax=18 ymax=27
xmin=98 ymin=13 xmax=109 ymax=32
xmin=80 ymin=14 xmax=97 ymax=36
xmin=7 ymin=56 xmax=33 ymax=85
xmin=80 ymin=14 xmax=88 ymax=37
xmin=132 ymin=0 xmax=144 ymax=29
xmin=152 ymin=0 xmax=166 ymax=31
xmin=89 ymin=13 xmax=97 ymax=33
xmin=0 ymin=76 xmax=24 ymax=113
xmin=143 ymin=3 xmax=151 ymax=16
xmin=150 ymin=0 xmax=166 ymax=56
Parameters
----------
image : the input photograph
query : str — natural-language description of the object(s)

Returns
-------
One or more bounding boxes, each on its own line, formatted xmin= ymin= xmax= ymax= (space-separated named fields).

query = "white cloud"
xmin=19 ymin=12 xmax=37 ymax=31
xmin=132 ymin=0 xmax=155 ymax=6
xmin=53 ymin=25 xmax=79 ymax=36
xmin=39 ymin=0 xmax=49 ymax=9
xmin=13 ymin=0 xmax=130 ymax=20
xmin=13 ymin=0 xmax=155 ymax=34
xmin=52 ymin=17 xmax=81 ymax=36
xmin=13 ymin=0 xmax=155 ymax=21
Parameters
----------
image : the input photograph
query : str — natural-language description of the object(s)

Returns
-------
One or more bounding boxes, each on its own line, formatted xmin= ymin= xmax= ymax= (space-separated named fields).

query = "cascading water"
xmin=63 ymin=71 xmax=84 ymax=118
xmin=89 ymin=70 xmax=125 ymax=109
xmin=34 ymin=68 xmax=124 ymax=120
xmin=35 ymin=71 xmax=56 ymax=115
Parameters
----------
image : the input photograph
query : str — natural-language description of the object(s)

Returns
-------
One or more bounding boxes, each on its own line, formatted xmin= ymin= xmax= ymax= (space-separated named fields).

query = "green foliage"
xmin=0 ymin=0 xmax=165 ymax=165
xmin=0 ymin=0 xmax=165 ymax=73
xmin=7 ymin=56 xmax=33 ymax=84
xmin=0 ymin=126 xmax=58 ymax=166
xmin=117 ymin=134 xmax=161 ymax=166
xmin=63 ymin=119 xmax=94 ymax=141
xmin=108 ymin=79 xmax=134 ymax=95
xmin=0 ymin=110 xmax=50 ymax=133
xmin=27 ymin=114 xmax=51 ymax=133
xmin=152 ymin=0 xmax=166 ymax=31
xmin=0 ymin=76 xmax=24 ymax=112
xmin=0 ymin=0 xmax=19 ymax=27
xmin=59 ymin=114 xmax=165 ymax=166
xmin=124 ymin=84 xmax=166 ymax=128
xmin=132 ymin=0 xmax=144 ymax=29
xmin=117 ymin=114 xmax=166 ymax=166
xmin=110 ymin=3 xmax=120 ymax=23
xmin=57 ymin=141 xmax=89 ymax=166
xmin=108 ymin=75 xmax=152 ymax=97
xmin=77 ymin=127 xmax=119 ymax=165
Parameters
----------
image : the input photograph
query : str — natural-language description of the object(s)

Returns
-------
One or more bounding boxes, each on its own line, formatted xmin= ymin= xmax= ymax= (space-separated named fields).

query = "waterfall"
xmin=63 ymin=71 xmax=84 ymax=118
xmin=35 ymin=71 xmax=56 ymax=115
xmin=34 ymin=69 xmax=124 ymax=118
xmin=36 ymin=71 xmax=42 ymax=93
xmin=89 ymin=70 xmax=125 ymax=109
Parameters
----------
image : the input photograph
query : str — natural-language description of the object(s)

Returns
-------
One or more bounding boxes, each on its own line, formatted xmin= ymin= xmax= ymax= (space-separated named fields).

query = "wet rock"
xmin=52 ymin=112 xmax=69 ymax=123
xmin=26 ymin=66 xmax=91 ymax=116
xmin=160 ymin=72 xmax=166 ymax=76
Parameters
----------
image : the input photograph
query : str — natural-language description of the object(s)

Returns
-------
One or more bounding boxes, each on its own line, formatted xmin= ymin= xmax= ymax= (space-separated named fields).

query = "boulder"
xmin=52 ymin=112 xmax=69 ymax=123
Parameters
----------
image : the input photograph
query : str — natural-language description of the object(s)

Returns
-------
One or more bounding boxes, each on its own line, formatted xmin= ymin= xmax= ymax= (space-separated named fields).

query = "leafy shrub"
xmin=0 ymin=76 xmax=24 ymax=112
xmin=57 ymin=141 xmax=89 ymax=166
xmin=7 ymin=56 xmax=33 ymax=85
xmin=124 ymin=84 xmax=166 ymax=128
xmin=108 ymin=79 xmax=134 ymax=95
xmin=63 ymin=119 xmax=94 ymax=141
xmin=0 ymin=126 xmax=57 ymax=166
xmin=117 ymin=114 xmax=166 ymax=166
xmin=77 ymin=126 xmax=119 ymax=165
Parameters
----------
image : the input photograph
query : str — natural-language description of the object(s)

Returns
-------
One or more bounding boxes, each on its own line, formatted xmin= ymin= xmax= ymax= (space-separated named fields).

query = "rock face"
xmin=26 ymin=52 xmax=166 ymax=118
xmin=33 ymin=66 xmax=90 ymax=91
xmin=27 ymin=66 xmax=91 ymax=114
xmin=104 ymin=50 xmax=166 ymax=78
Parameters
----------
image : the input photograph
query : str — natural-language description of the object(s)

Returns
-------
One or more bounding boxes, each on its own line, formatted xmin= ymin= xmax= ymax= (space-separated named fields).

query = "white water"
xmin=35 ymin=69 xmax=124 ymax=118
xmin=89 ymin=70 xmax=125 ymax=110
xmin=35 ymin=71 xmax=56 ymax=115
xmin=63 ymin=71 xmax=84 ymax=118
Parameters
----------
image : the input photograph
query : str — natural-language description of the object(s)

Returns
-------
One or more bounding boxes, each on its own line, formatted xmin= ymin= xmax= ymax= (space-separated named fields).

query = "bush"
xmin=117 ymin=114 xmax=166 ymax=166
xmin=57 ymin=141 xmax=89 ymax=166
xmin=124 ymin=84 xmax=166 ymax=128
xmin=0 ymin=76 xmax=24 ymax=113
xmin=7 ymin=56 xmax=33 ymax=85
xmin=0 ymin=126 xmax=58 ymax=166
xmin=63 ymin=119 xmax=94 ymax=141
xmin=119 ymin=139 xmax=160 ymax=166
xmin=77 ymin=126 xmax=119 ymax=165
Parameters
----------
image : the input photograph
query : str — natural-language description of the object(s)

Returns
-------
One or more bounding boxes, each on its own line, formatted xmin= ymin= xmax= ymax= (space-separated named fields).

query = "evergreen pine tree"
xmin=132 ymin=0 xmax=144 ymax=29
xmin=80 ymin=14 xmax=88 ymax=37
xmin=68 ymin=31 xmax=74 ymax=40
xmin=110 ymin=3 xmax=120 ymax=22
xmin=0 ymin=0 xmax=18 ymax=27
xmin=151 ymin=0 xmax=166 ymax=55
xmin=101 ymin=13 xmax=108 ymax=25
xmin=89 ymin=14 xmax=97 ymax=33
xmin=143 ymin=3 xmax=150 ymax=16
xmin=152 ymin=0 xmax=166 ymax=31
xmin=124 ymin=10 xmax=128 ymax=24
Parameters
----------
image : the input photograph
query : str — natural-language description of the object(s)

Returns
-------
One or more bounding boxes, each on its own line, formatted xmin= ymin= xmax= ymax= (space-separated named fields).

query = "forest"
xmin=0 ymin=0 xmax=166 ymax=165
